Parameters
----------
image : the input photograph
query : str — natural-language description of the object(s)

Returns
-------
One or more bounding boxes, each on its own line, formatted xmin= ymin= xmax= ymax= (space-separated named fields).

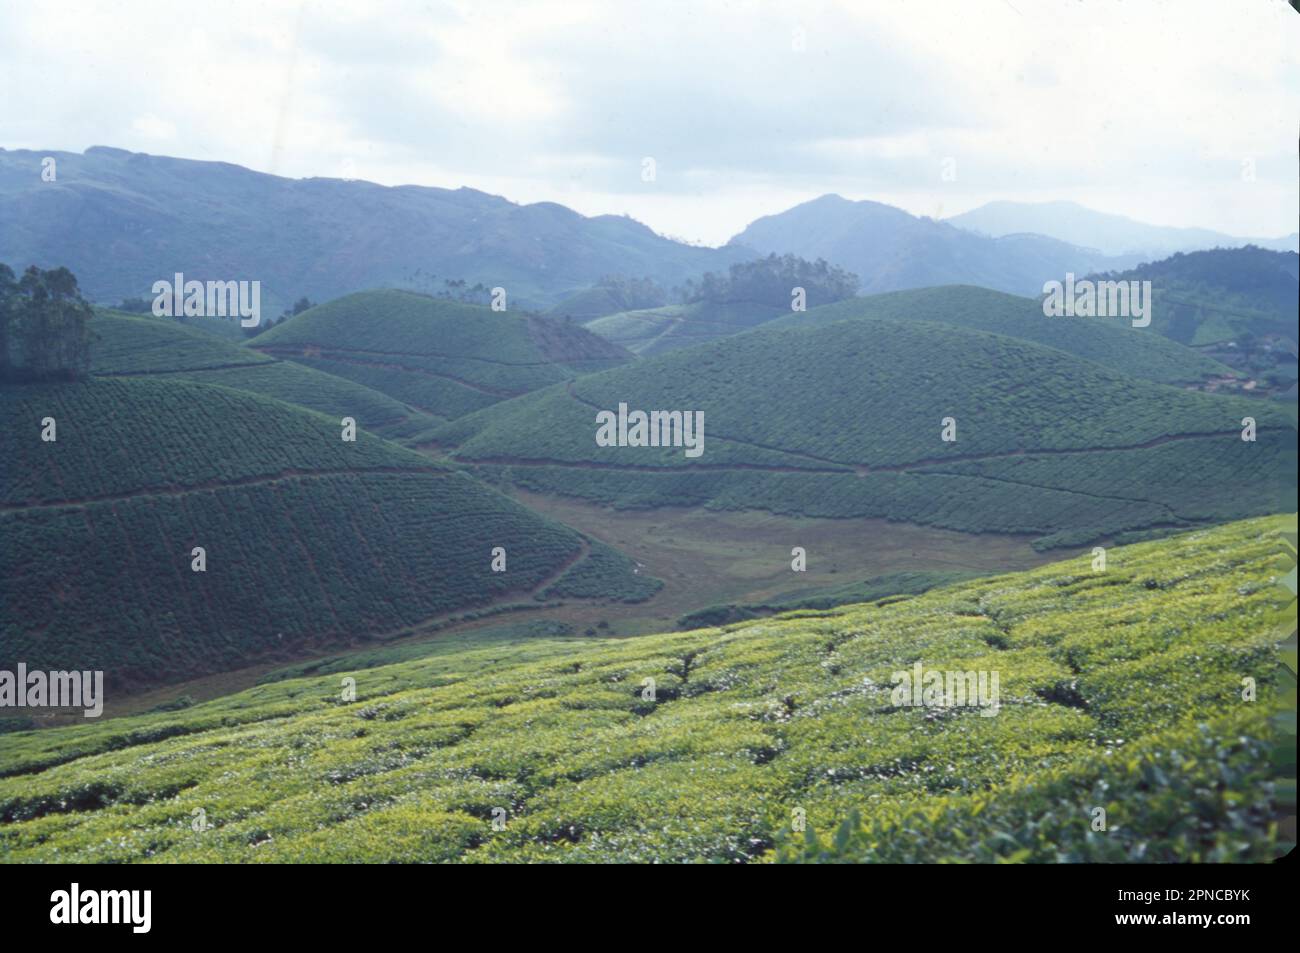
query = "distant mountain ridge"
xmin=0 ymin=146 xmax=752 ymax=312
xmin=728 ymin=194 xmax=1145 ymax=296
xmin=948 ymin=200 xmax=1299 ymax=259
xmin=5 ymin=146 xmax=1291 ymax=318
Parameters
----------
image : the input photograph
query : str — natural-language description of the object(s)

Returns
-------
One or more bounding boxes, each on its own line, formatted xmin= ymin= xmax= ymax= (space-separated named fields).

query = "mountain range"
xmin=0 ymin=146 xmax=750 ymax=312
xmin=7 ymin=147 xmax=1284 ymax=315
xmin=727 ymin=194 xmax=1152 ymax=296
xmin=948 ymin=200 xmax=1300 ymax=259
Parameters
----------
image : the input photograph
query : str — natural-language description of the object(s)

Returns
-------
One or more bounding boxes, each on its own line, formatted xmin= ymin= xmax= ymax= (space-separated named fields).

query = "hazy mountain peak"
xmin=948 ymin=200 xmax=1299 ymax=257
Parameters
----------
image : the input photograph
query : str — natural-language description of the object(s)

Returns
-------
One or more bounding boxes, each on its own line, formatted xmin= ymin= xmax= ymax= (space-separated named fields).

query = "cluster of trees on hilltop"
xmin=678 ymin=253 xmax=858 ymax=307
xmin=1092 ymin=246 xmax=1298 ymax=312
xmin=594 ymin=274 xmax=669 ymax=311
xmin=0 ymin=263 xmax=94 ymax=382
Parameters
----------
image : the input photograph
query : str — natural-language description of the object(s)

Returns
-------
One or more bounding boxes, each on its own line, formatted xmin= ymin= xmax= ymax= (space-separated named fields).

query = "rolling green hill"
xmin=585 ymin=299 xmax=787 ymax=356
xmin=547 ymin=276 xmax=669 ymax=324
xmin=1089 ymin=247 xmax=1297 ymax=347
xmin=0 ymin=515 xmax=1289 ymax=863
xmin=770 ymin=285 xmax=1235 ymax=386
xmin=91 ymin=309 xmax=430 ymax=440
xmin=252 ymin=290 xmax=632 ymax=427
xmin=0 ymin=376 xmax=657 ymax=687
xmin=432 ymin=318 xmax=1297 ymax=549
xmin=1084 ymin=248 xmax=1299 ymax=397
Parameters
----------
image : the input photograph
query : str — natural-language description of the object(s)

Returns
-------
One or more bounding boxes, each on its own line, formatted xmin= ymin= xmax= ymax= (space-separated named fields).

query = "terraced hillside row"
xmin=0 ymin=515 xmax=1290 ymax=863
xmin=434 ymin=318 xmax=1297 ymax=548
xmin=91 ymin=310 xmax=429 ymax=441
xmin=252 ymin=290 xmax=631 ymax=423
xmin=770 ymin=285 xmax=1237 ymax=386
xmin=0 ymin=377 xmax=658 ymax=685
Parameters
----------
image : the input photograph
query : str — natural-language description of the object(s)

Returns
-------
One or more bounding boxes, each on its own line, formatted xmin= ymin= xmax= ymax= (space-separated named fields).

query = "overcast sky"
xmin=2 ymin=0 xmax=1296 ymax=245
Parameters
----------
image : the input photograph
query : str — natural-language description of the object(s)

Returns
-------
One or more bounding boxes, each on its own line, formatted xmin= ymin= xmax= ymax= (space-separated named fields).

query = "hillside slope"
xmin=585 ymin=299 xmax=789 ymax=356
xmin=91 ymin=310 xmax=429 ymax=440
xmin=0 ymin=515 xmax=1289 ymax=863
xmin=432 ymin=318 xmax=1297 ymax=548
xmin=1088 ymin=247 xmax=1298 ymax=347
xmin=769 ymin=285 xmax=1235 ymax=386
xmin=0 ymin=377 xmax=657 ymax=687
xmin=252 ymin=290 xmax=632 ymax=432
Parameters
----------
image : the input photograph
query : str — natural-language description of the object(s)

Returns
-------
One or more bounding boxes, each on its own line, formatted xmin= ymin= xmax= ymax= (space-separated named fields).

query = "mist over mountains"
xmin=948 ymin=200 xmax=1300 ymax=260
xmin=728 ymin=194 xmax=1150 ymax=296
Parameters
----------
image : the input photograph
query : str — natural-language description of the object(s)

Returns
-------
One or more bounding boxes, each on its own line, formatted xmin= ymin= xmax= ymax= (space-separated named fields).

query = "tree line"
xmin=678 ymin=253 xmax=859 ymax=308
xmin=0 ymin=263 xmax=94 ymax=382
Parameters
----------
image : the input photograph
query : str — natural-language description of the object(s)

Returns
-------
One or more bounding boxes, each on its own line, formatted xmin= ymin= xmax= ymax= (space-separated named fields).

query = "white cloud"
xmin=1 ymin=0 xmax=1296 ymax=244
xmin=130 ymin=114 xmax=177 ymax=142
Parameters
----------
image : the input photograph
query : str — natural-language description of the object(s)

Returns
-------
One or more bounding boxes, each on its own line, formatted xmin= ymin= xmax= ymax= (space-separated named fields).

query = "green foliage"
xmin=89 ymin=309 xmax=426 ymax=439
xmin=251 ymin=290 xmax=630 ymax=421
xmin=677 ymin=569 xmax=980 ymax=628
xmin=776 ymin=710 xmax=1280 ymax=863
xmin=586 ymin=300 xmax=791 ymax=356
xmin=0 ymin=377 xmax=656 ymax=684
xmin=0 ymin=263 xmax=94 ymax=382
xmin=91 ymin=309 xmax=277 ymax=374
xmin=542 ymin=540 xmax=662 ymax=603
xmin=681 ymin=253 xmax=858 ymax=308
xmin=437 ymin=317 xmax=1297 ymax=547
xmin=549 ymin=276 xmax=669 ymax=322
xmin=585 ymin=255 xmax=859 ymax=355
xmin=1087 ymin=248 xmax=1297 ymax=392
xmin=0 ymin=515 xmax=1290 ymax=863
xmin=772 ymin=284 xmax=1236 ymax=385
xmin=259 ymin=620 xmax=579 ymax=683
xmin=1091 ymin=246 xmax=1297 ymax=343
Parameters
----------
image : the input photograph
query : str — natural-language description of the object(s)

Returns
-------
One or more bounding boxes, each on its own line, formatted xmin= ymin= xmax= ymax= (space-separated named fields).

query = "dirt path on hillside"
xmin=461 ymin=383 xmax=1273 ymax=477
xmin=0 ymin=465 xmax=444 ymax=513
xmin=95 ymin=359 xmax=276 ymax=377
xmin=255 ymin=342 xmax=562 ymax=369
xmin=256 ymin=346 xmax=525 ymax=399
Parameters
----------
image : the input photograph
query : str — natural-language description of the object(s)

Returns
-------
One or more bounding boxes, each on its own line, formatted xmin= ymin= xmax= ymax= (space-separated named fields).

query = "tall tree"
xmin=0 ymin=263 xmax=94 ymax=382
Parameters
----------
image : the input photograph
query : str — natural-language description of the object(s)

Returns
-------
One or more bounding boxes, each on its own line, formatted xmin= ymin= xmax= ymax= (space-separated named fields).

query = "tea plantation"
xmin=252 ymin=290 xmax=631 ymax=421
xmin=0 ymin=377 xmax=657 ymax=684
xmin=770 ymin=284 xmax=1236 ymax=385
xmin=585 ymin=300 xmax=788 ymax=356
xmin=435 ymin=318 xmax=1297 ymax=548
xmin=0 ymin=515 xmax=1290 ymax=863
xmin=91 ymin=310 xmax=429 ymax=440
